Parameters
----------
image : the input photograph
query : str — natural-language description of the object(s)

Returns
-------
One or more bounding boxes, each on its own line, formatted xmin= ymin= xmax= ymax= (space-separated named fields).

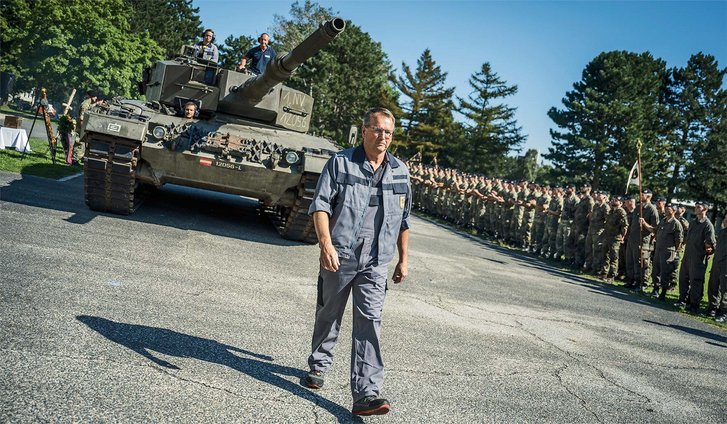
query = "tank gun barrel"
xmin=237 ymin=17 xmax=346 ymax=103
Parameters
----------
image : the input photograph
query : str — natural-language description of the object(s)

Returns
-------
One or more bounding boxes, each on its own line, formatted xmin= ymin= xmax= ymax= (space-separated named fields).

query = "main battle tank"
xmin=80 ymin=18 xmax=346 ymax=243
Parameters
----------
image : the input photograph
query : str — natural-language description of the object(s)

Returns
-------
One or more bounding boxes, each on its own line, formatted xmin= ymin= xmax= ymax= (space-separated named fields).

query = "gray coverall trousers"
xmin=308 ymin=165 xmax=389 ymax=402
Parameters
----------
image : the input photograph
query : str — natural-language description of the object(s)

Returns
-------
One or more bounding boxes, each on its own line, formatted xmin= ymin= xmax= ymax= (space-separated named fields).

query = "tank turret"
xmin=143 ymin=17 xmax=346 ymax=133
xmin=236 ymin=17 xmax=346 ymax=103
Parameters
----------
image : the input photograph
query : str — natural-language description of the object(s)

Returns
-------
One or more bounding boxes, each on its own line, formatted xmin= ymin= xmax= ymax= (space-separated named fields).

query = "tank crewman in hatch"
xmin=193 ymin=29 xmax=219 ymax=63
xmin=303 ymin=107 xmax=411 ymax=416
xmin=183 ymin=101 xmax=197 ymax=120
xmin=238 ymin=33 xmax=276 ymax=75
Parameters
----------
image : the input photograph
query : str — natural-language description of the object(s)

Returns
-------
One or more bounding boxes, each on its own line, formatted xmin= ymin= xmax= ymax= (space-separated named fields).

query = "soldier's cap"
xmin=86 ymin=90 xmax=98 ymax=98
xmin=695 ymin=201 xmax=708 ymax=207
xmin=566 ymin=183 xmax=576 ymax=188
xmin=642 ymin=188 xmax=653 ymax=194
xmin=666 ymin=203 xmax=676 ymax=208
xmin=612 ymin=196 xmax=623 ymax=202
xmin=624 ymin=195 xmax=635 ymax=201
xmin=580 ymin=182 xmax=591 ymax=188
xmin=656 ymin=197 xmax=666 ymax=202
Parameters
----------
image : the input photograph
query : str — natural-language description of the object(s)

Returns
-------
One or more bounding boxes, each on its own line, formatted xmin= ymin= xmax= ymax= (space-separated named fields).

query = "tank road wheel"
xmin=275 ymin=173 xmax=319 ymax=244
xmin=83 ymin=134 xmax=143 ymax=215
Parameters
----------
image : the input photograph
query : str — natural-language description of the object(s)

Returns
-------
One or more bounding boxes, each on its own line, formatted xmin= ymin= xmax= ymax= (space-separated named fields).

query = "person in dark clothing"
xmin=238 ymin=33 xmax=276 ymax=75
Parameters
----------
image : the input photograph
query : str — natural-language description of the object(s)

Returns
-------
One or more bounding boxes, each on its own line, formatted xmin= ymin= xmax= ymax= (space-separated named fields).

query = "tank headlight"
xmin=284 ymin=151 xmax=300 ymax=165
xmin=152 ymin=126 xmax=167 ymax=139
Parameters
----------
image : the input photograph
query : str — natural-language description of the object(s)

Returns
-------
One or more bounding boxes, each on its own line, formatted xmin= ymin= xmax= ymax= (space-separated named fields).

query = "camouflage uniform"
xmin=707 ymin=223 xmax=726 ymax=316
xmin=572 ymin=193 xmax=594 ymax=269
xmin=597 ymin=203 xmax=629 ymax=278
xmin=678 ymin=216 xmax=716 ymax=309
xmin=531 ymin=190 xmax=551 ymax=254
xmin=542 ymin=192 xmax=563 ymax=258
xmin=618 ymin=205 xmax=635 ymax=280
xmin=625 ymin=201 xmax=659 ymax=289
xmin=652 ymin=215 xmax=683 ymax=297
xmin=520 ymin=189 xmax=537 ymax=249
xmin=586 ymin=199 xmax=610 ymax=273
xmin=556 ymin=190 xmax=578 ymax=260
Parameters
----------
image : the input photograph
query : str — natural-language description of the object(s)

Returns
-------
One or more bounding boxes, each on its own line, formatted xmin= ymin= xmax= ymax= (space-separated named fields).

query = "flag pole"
xmin=637 ymin=139 xmax=644 ymax=287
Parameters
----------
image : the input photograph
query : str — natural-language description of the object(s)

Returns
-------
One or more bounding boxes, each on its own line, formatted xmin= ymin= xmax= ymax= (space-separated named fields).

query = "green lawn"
xmin=0 ymin=137 xmax=82 ymax=179
xmin=0 ymin=104 xmax=59 ymax=122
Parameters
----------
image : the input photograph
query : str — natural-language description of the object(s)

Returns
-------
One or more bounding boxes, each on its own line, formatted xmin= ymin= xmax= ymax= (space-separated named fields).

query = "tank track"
xmin=83 ymin=134 xmax=143 ymax=215
xmin=270 ymin=173 xmax=319 ymax=244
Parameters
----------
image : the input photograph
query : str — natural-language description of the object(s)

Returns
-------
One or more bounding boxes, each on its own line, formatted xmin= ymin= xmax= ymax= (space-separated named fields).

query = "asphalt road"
xmin=1 ymin=170 xmax=725 ymax=423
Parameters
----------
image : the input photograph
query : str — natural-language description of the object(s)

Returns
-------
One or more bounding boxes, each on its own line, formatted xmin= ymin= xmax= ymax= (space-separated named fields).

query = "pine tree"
xmin=394 ymin=49 xmax=456 ymax=161
xmin=685 ymin=78 xmax=727 ymax=216
xmin=456 ymin=62 xmax=525 ymax=175
xmin=125 ymin=0 xmax=203 ymax=59
xmin=663 ymin=53 xmax=727 ymax=198
xmin=545 ymin=51 xmax=668 ymax=194
xmin=218 ymin=35 xmax=255 ymax=71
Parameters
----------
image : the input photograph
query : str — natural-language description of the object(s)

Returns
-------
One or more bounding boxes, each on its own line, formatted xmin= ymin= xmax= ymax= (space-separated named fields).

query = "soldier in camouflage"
xmin=597 ymin=196 xmax=628 ymax=281
xmin=651 ymin=203 xmax=683 ymax=299
xmin=572 ymin=183 xmax=594 ymax=270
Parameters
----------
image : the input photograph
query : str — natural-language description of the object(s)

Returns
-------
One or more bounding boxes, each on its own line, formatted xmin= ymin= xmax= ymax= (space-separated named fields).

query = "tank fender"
xmin=302 ymin=150 xmax=333 ymax=174
xmin=135 ymin=160 xmax=162 ymax=187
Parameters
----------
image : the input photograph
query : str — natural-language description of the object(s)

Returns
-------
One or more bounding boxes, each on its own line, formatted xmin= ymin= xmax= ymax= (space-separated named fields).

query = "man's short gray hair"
xmin=363 ymin=107 xmax=395 ymax=127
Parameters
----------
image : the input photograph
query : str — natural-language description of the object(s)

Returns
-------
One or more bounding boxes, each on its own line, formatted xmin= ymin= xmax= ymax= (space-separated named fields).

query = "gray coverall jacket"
xmin=307 ymin=145 xmax=411 ymax=402
xmin=309 ymin=146 xmax=412 ymax=264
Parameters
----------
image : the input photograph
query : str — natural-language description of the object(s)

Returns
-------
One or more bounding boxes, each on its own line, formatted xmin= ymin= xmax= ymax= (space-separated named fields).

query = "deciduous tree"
xmin=125 ymin=0 xmax=202 ymax=59
xmin=1 ymin=0 xmax=164 ymax=101
xmin=272 ymin=1 xmax=399 ymax=145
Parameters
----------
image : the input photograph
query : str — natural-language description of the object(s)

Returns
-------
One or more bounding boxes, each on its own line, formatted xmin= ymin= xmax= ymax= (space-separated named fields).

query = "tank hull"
xmin=82 ymin=107 xmax=337 ymax=243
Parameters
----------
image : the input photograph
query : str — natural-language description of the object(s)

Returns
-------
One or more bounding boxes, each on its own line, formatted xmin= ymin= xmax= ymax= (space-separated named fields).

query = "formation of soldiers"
xmin=408 ymin=164 xmax=727 ymax=323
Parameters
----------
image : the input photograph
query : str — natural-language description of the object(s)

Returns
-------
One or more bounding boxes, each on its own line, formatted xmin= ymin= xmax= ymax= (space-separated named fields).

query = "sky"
xmin=195 ymin=0 xmax=727 ymax=158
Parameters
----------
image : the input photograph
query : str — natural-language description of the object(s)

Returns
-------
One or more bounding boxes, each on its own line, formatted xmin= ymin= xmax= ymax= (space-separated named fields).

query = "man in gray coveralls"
xmin=303 ymin=107 xmax=411 ymax=416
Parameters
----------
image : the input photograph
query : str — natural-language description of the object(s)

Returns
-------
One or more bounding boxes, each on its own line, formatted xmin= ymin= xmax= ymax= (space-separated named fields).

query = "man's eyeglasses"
xmin=366 ymin=126 xmax=393 ymax=138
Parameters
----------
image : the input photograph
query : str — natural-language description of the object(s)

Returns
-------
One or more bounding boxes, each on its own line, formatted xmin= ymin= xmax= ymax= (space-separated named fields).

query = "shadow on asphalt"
xmin=76 ymin=315 xmax=362 ymax=423
xmin=0 ymin=171 xmax=306 ymax=247
xmin=643 ymin=319 xmax=727 ymax=345
xmin=414 ymin=215 xmax=726 ymax=328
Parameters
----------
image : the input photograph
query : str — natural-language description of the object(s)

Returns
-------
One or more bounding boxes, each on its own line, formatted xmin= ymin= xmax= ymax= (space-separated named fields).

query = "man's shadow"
xmin=76 ymin=315 xmax=361 ymax=423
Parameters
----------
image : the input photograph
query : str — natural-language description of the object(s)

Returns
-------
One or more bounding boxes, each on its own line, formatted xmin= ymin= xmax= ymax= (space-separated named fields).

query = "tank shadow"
xmin=76 ymin=315 xmax=361 ymax=423
xmin=0 ymin=171 xmax=307 ymax=246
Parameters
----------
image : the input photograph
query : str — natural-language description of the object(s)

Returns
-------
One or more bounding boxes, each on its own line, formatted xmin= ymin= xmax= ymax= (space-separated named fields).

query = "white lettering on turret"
xmin=281 ymin=90 xmax=308 ymax=108
xmin=278 ymin=113 xmax=307 ymax=129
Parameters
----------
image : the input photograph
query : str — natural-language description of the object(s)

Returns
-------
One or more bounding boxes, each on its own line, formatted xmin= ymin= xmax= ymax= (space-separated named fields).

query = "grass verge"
xmin=0 ymin=137 xmax=82 ymax=179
